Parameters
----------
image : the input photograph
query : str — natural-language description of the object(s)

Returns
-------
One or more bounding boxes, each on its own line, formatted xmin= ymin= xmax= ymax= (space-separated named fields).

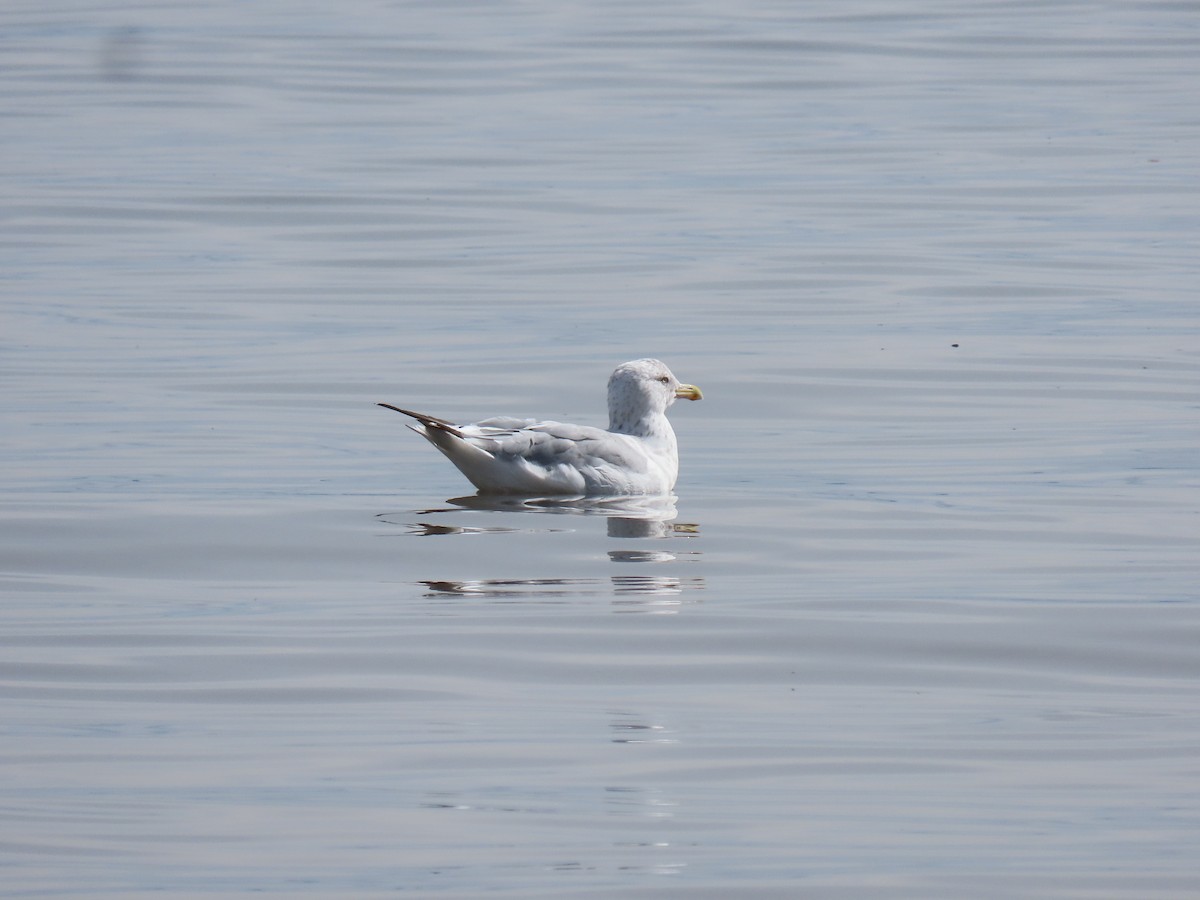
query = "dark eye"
xmin=658 ymin=376 xmax=670 ymax=384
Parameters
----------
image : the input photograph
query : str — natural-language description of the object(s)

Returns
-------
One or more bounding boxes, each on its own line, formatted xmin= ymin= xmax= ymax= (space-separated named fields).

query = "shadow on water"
xmin=376 ymin=493 xmax=704 ymax=610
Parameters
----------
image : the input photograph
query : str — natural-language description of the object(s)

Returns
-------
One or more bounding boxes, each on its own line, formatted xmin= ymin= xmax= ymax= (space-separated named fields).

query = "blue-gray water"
xmin=3 ymin=1 xmax=1198 ymax=897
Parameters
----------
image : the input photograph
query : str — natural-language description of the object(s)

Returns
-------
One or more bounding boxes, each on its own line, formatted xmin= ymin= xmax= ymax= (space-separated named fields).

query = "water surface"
xmin=2 ymin=1 xmax=1199 ymax=897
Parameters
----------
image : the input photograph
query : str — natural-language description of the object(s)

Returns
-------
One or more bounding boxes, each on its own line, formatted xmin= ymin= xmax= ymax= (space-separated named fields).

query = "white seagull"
xmin=378 ymin=358 xmax=702 ymax=496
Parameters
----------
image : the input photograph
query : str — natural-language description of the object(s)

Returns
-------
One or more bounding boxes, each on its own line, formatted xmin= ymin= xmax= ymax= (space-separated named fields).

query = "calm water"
xmin=3 ymin=1 xmax=1199 ymax=897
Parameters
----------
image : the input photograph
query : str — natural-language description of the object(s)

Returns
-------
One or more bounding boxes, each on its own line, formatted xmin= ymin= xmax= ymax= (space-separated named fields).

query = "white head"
xmin=607 ymin=358 xmax=702 ymax=435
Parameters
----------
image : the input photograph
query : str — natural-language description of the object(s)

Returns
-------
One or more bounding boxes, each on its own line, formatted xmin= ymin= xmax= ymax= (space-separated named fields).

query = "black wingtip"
xmin=376 ymin=403 xmax=463 ymax=435
xmin=377 ymin=402 xmax=418 ymax=417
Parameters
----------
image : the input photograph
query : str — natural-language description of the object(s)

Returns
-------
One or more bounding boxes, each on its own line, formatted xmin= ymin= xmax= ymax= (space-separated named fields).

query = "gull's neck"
xmin=609 ymin=408 xmax=674 ymax=441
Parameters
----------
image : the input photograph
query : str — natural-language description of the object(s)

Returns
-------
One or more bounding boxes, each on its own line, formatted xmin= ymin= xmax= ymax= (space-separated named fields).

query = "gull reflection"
xmin=609 ymin=549 xmax=676 ymax=563
xmin=420 ymin=578 xmax=599 ymax=599
xmin=419 ymin=574 xmax=703 ymax=612
xmin=400 ymin=521 xmax=570 ymax=536
xmin=608 ymin=711 xmax=677 ymax=745
xmin=611 ymin=573 xmax=705 ymax=613
xmin=611 ymin=574 xmax=702 ymax=595
xmin=442 ymin=493 xmax=695 ymax=538
xmin=387 ymin=493 xmax=704 ymax=609
xmin=385 ymin=493 xmax=699 ymax=547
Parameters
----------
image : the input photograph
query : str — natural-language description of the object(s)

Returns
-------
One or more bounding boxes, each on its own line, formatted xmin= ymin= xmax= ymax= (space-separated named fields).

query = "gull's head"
xmin=607 ymin=358 xmax=702 ymax=434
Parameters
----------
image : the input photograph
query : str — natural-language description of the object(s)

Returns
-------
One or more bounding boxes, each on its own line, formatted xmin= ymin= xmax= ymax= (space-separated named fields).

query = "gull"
xmin=378 ymin=358 xmax=702 ymax=496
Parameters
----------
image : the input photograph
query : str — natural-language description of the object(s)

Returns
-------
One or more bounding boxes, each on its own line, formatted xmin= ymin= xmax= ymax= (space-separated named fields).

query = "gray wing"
xmin=378 ymin=404 xmax=656 ymax=493
xmin=465 ymin=420 xmax=649 ymax=475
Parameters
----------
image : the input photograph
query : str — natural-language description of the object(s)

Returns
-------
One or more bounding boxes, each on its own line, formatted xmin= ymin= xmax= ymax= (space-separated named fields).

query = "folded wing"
xmin=378 ymin=405 xmax=653 ymax=494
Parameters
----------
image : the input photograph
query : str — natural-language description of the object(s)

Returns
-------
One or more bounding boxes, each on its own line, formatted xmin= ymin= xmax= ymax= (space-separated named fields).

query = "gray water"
xmin=3 ymin=1 xmax=1199 ymax=897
